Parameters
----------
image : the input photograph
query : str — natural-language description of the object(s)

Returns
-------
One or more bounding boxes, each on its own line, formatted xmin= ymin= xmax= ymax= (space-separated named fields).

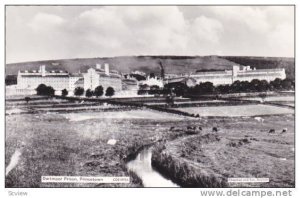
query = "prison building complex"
xmin=17 ymin=63 xmax=123 ymax=94
xmin=188 ymin=65 xmax=286 ymax=86
xmin=17 ymin=66 xmax=82 ymax=91
xmin=83 ymin=63 xmax=122 ymax=92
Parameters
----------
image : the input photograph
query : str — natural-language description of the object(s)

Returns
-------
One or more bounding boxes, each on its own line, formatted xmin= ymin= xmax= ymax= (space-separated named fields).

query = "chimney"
xmin=104 ymin=63 xmax=110 ymax=75
xmin=232 ymin=65 xmax=239 ymax=77
xmin=96 ymin=64 xmax=101 ymax=70
xmin=40 ymin=65 xmax=46 ymax=76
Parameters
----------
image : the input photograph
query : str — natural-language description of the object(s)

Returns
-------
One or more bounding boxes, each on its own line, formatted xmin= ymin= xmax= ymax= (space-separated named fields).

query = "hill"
xmin=5 ymin=55 xmax=294 ymax=79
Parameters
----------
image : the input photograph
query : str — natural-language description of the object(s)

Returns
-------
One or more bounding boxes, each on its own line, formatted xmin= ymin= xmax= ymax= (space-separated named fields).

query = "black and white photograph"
xmin=4 ymin=4 xmax=295 ymax=191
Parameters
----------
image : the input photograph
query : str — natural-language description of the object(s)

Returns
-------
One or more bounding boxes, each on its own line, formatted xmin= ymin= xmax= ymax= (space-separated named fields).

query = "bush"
xmin=74 ymin=87 xmax=84 ymax=96
xmin=61 ymin=89 xmax=68 ymax=97
xmin=150 ymin=85 xmax=160 ymax=90
xmin=139 ymin=84 xmax=150 ymax=90
xmin=85 ymin=89 xmax=94 ymax=98
xmin=24 ymin=97 xmax=31 ymax=103
xmin=188 ymin=82 xmax=214 ymax=95
xmin=164 ymin=83 xmax=188 ymax=97
xmin=36 ymin=84 xmax=55 ymax=96
xmin=105 ymin=87 xmax=115 ymax=97
xmin=94 ymin=86 xmax=104 ymax=97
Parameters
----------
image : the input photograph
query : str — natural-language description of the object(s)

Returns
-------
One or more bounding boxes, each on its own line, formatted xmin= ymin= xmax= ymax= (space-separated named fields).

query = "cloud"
xmin=6 ymin=6 xmax=295 ymax=63
xmin=267 ymin=23 xmax=294 ymax=57
xmin=189 ymin=16 xmax=223 ymax=44
xmin=28 ymin=12 xmax=65 ymax=32
xmin=208 ymin=6 xmax=271 ymax=34
xmin=69 ymin=6 xmax=223 ymax=56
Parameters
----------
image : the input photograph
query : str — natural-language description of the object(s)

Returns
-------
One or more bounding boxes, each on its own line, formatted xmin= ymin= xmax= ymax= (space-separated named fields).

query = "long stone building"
xmin=17 ymin=65 xmax=81 ymax=91
xmin=14 ymin=64 xmax=286 ymax=96
xmin=172 ymin=65 xmax=286 ymax=86
xmin=83 ymin=63 xmax=122 ymax=92
xmin=16 ymin=63 xmax=123 ymax=95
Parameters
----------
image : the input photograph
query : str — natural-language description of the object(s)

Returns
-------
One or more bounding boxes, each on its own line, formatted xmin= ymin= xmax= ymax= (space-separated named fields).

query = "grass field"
xmin=5 ymin=109 xmax=195 ymax=187
xmin=152 ymin=114 xmax=295 ymax=187
xmin=242 ymin=96 xmax=295 ymax=102
xmin=5 ymin=95 xmax=295 ymax=188
xmin=175 ymin=104 xmax=294 ymax=117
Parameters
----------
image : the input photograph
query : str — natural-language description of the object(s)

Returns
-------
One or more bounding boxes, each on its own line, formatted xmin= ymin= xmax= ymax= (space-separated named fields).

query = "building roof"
xmin=165 ymin=77 xmax=197 ymax=84
xmin=122 ymin=79 xmax=138 ymax=85
xmin=190 ymin=75 xmax=232 ymax=79
xmin=19 ymin=74 xmax=70 ymax=78
xmin=20 ymin=70 xmax=68 ymax=74
xmin=237 ymin=73 xmax=283 ymax=78
xmin=74 ymin=78 xmax=84 ymax=85
xmin=98 ymin=73 xmax=121 ymax=79
xmin=69 ymin=73 xmax=83 ymax=77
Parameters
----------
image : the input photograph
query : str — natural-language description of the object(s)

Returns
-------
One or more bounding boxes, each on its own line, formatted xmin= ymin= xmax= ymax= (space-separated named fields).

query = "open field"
xmin=241 ymin=96 xmax=295 ymax=102
xmin=5 ymin=109 xmax=196 ymax=187
xmin=152 ymin=114 xmax=295 ymax=187
xmin=175 ymin=104 xmax=294 ymax=117
xmin=5 ymin=94 xmax=295 ymax=187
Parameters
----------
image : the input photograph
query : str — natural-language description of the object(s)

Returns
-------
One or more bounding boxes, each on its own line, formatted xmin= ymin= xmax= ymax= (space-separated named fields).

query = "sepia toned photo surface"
xmin=5 ymin=5 xmax=295 ymax=188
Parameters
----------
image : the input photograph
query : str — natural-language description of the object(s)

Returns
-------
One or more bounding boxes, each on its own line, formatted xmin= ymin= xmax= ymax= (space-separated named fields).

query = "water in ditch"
xmin=126 ymin=148 xmax=179 ymax=187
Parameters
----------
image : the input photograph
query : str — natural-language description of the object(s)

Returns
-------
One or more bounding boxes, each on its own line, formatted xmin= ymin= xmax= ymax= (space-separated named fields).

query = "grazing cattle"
xmin=107 ymin=139 xmax=117 ymax=145
xmin=169 ymin=126 xmax=175 ymax=131
xmin=281 ymin=128 xmax=288 ymax=133
xmin=269 ymin=129 xmax=275 ymax=134
xmin=186 ymin=125 xmax=199 ymax=135
xmin=198 ymin=126 xmax=202 ymax=131
xmin=212 ymin=127 xmax=218 ymax=132
xmin=254 ymin=117 xmax=264 ymax=123
xmin=187 ymin=126 xmax=193 ymax=130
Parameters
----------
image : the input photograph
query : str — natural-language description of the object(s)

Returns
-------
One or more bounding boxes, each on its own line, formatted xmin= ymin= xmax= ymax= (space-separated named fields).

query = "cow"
xmin=281 ymin=128 xmax=288 ymax=134
xmin=269 ymin=129 xmax=275 ymax=134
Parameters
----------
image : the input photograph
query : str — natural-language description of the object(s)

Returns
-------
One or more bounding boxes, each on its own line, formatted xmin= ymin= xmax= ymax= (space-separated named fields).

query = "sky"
xmin=6 ymin=6 xmax=294 ymax=64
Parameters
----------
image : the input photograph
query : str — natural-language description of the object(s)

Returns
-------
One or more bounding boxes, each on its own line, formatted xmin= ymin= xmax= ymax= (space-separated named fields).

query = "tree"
xmin=192 ymin=82 xmax=215 ymax=95
xmin=36 ymin=84 xmax=55 ymax=96
xmin=47 ymin=86 xmax=55 ymax=96
xmin=173 ymin=83 xmax=188 ymax=96
xmin=270 ymin=78 xmax=283 ymax=91
xmin=149 ymin=73 xmax=156 ymax=79
xmin=105 ymin=87 xmax=115 ymax=97
xmin=259 ymin=80 xmax=269 ymax=92
xmin=94 ymin=86 xmax=104 ymax=97
xmin=74 ymin=87 xmax=84 ymax=96
xmin=150 ymin=85 xmax=160 ymax=90
xmin=139 ymin=84 xmax=150 ymax=90
xmin=130 ymin=74 xmax=146 ymax=81
xmin=24 ymin=97 xmax=31 ymax=104
xmin=259 ymin=93 xmax=267 ymax=103
xmin=85 ymin=89 xmax=94 ymax=98
xmin=281 ymin=79 xmax=293 ymax=90
xmin=216 ymin=85 xmax=228 ymax=94
xmin=239 ymin=81 xmax=252 ymax=92
xmin=250 ymin=79 xmax=262 ymax=92
xmin=164 ymin=82 xmax=188 ymax=97
xmin=166 ymin=95 xmax=175 ymax=106
xmin=231 ymin=80 xmax=243 ymax=93
xmin=61 ymin=89 xmax=68 ymax=97
xmin=36 ymin=84 xmax=48 ymax=95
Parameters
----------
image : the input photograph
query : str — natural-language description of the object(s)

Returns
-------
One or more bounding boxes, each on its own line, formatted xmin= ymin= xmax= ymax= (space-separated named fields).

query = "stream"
xmin=126 ymin=147 xmax=179 ymax=187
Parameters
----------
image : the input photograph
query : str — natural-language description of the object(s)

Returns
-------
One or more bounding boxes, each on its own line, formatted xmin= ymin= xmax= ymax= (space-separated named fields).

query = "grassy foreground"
xmin=5 ymin=109 xmax=195 ymax=187
xmin=152 ymin=115 xmax=295 ymax=187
